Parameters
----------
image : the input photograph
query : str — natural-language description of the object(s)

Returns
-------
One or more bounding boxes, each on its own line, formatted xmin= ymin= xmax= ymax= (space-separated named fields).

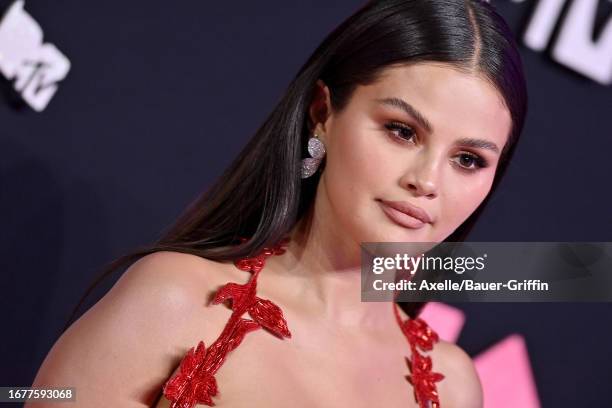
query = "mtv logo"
xmin=0 ymin=0 xmax=71 ymax=111
xmin=523 ymin=0 xmax=612 ymax=85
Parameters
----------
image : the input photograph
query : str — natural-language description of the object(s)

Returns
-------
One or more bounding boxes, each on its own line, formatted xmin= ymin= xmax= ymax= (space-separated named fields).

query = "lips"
xmin=378 ymin=199 xmax=433 ymax=229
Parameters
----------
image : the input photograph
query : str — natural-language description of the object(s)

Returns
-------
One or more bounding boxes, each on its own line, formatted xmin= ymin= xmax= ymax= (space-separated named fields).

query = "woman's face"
xmin=312 ymin=62 xmax=512 ymax=245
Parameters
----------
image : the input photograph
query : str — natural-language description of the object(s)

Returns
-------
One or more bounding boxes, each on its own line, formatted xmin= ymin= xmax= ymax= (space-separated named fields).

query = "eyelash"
xmin=383 ymin=121 xmax=489 ymax=172
xmin=385 ymin=121 xmax=417 ymax=143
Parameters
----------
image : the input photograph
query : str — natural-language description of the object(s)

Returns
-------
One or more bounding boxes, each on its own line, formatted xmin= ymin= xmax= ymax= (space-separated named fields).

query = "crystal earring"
xmin=300 ymin=132 xmax=326 ymax=179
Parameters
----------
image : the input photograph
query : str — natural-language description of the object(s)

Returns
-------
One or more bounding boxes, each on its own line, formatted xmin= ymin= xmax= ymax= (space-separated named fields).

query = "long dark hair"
xmin=64 ymin=0 xmax=527 ymax=330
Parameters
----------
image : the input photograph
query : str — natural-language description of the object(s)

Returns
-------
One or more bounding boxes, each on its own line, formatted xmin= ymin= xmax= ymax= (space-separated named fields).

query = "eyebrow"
xmin=374 ymin=96 xmax=500 ymax=155
xmin=375 ymin=97 xmax=433 ymax=134
xmin=455 ymin=137 xmax=500 ymax=154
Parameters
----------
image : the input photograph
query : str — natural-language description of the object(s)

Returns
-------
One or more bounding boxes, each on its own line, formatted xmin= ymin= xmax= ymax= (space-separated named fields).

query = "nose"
xmin=401 ymin=152 xmax=440 ymax=199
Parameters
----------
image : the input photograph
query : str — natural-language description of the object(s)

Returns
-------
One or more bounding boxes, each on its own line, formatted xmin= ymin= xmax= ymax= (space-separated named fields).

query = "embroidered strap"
xmin=393 ymin=302 xmax=445 ymax=408
xmin=162 ymin=236 xmax=444 ymax=408
xmin=162 ymin=237 xmax=291 ymax=408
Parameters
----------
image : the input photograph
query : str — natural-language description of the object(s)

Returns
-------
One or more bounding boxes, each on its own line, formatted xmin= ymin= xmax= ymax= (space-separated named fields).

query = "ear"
xmin=308 ymin=79 xmax=333 ymax=139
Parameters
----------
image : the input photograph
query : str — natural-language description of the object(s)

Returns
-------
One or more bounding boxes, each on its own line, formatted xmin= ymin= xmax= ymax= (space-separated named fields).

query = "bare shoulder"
xmin=112 ymin=250 xmax=244 ymax=302
xmin=86 ymin=250 xmax=244 ymax=333
xmin=29 ymin=251 xmax=239 ymax=408
xmin=429 ymin=339 xmax=483 ymax=408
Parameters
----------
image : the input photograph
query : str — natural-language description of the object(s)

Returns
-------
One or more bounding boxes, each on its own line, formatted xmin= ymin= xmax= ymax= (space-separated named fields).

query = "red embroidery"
xmin=163 ymin=236 xmax=443 ymax=408
xmin=394 ymin=303 xmax=445 ymax=408
xmin=162 ymin=236 xmax=291 ymax=408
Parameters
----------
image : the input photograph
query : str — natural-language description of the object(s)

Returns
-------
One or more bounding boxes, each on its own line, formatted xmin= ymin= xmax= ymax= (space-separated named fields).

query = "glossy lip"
xmin=377 ymin=199 xmax=433 ymax=229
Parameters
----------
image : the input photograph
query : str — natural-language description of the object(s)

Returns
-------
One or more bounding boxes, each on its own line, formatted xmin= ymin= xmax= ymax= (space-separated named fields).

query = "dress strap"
xmin=162 ymin=236 xmax=445 ymax=408
xmin=393 ymin=302 xmax=445 ymax=408
xmin=162 ymin=236 xmax=291 ymax=408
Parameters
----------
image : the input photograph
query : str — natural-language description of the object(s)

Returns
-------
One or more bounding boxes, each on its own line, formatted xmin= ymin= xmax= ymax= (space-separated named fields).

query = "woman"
xmin=29 ymin=0 xmax=527 ymax=407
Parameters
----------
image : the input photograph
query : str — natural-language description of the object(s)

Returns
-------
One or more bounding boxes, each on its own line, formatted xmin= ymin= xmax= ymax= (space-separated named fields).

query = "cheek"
xmin=325 ymin=128 xmax=388 ymax=200
xmin=443 ymin=174 xmax=494 ymax=227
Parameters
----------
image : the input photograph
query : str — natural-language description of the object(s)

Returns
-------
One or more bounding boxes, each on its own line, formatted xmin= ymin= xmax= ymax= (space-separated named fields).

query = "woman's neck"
xmin=259 ymin=212 xmax=396 ymax=331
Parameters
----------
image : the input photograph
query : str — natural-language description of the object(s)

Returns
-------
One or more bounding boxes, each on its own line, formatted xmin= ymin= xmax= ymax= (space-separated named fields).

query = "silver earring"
xmin=300 ymin=133 xmax=326 ymax=179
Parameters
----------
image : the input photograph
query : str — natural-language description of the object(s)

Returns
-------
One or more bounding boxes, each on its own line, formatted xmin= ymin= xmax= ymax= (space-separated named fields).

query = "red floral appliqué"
xmin=394 ymin=303 xmax=445 ymax=408
xmin=162 ymin=236 xmax=291 ymax=408
xmin=162 ymin=235 xmax=444 ymax=408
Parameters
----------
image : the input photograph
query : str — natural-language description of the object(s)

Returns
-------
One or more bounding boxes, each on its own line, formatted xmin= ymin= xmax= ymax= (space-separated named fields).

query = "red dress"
xmin=162 ymin=237 xmax=444 ymax=408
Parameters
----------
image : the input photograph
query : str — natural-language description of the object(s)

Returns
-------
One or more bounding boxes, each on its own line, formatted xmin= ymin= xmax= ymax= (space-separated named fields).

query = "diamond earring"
xmin=300 ymin=132 xmax=326 ymax=179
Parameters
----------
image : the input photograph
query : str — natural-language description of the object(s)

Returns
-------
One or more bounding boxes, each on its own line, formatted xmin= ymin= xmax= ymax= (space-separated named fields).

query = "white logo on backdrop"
xmin=518 ymin=0 xmax=612 ymax=85
xmin=0 ymin=0 xmax=608 ymax=114
xmin=0 ymin=0 xmax=71 ymax=111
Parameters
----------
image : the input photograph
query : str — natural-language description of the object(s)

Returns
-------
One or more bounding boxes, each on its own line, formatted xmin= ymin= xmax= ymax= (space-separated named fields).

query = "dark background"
xmin=1 ymin=1 xmax=611 ymax=406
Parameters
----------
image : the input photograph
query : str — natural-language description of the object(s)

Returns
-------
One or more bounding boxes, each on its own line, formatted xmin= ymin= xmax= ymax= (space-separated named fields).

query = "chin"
xmin=361 ymin=228 xmax=427 ymax=244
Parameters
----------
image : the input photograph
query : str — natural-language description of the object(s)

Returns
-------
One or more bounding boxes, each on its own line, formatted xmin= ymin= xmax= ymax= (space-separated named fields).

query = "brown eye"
xmin=384 ymin=122 xmax=416 ymax=143
xmin=459 ymin=155 xmax=476 ymax=167
xmin=452 ymin=153 xmax=488 ymax=171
